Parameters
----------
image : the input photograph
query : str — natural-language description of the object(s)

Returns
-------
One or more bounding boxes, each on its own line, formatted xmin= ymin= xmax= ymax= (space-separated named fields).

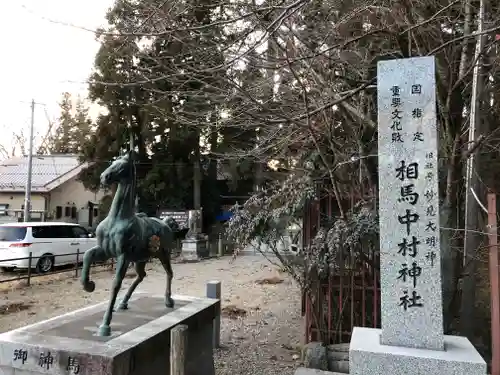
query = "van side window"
xmin=71 ymin=226 xmax=89 ymax=238
xmin=32 ymin=226 xmax=59 ymax=239
xmin=56 ymin=226 xmax=74 ymax=238
xmin=32 ymin=226 xmax=73 ymax=239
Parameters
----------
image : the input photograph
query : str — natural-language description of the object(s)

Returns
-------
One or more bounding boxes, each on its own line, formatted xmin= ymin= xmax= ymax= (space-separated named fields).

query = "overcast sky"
xmin=1 ymin=1 xmax=113 ymax=154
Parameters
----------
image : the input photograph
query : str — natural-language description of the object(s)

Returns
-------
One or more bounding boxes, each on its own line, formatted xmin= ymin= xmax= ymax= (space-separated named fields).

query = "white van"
xmin=0 ymin=222 xmax=97 ymax=273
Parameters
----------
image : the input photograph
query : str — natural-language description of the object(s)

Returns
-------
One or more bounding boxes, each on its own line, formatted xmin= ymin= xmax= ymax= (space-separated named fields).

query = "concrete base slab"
xmin=0 ymin=293 xmax=219 ymax=375
xmin=43 ymin=296 xmax=190 ymax=342
xmin=349 ymin=327 xmax=486 ymax=375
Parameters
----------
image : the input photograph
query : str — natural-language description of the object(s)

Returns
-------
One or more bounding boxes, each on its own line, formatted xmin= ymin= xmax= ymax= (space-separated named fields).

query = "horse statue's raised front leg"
xmin=118 ymin=261 xmax=147 ymax=310
xmin=81 ymin=245 xmax=108 ymax=292
xmin=99 ymin=254 xmax=129 ymax=336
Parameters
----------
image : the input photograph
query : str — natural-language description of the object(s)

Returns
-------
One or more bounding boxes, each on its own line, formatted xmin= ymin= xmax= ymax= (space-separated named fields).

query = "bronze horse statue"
xmin=80 ymin=151 xmax=178 ymax=336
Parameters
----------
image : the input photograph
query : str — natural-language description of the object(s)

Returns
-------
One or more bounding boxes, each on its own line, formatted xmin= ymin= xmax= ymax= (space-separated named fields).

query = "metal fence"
xmin=0 ymin=236 xmax=233 ymax=288
xmin=0 ymin=250 xmax=115 ymax=286
xmin=0 ymin=237 xmax=196 ymax=287
xmin=302 ymin=192 xmax=381 ymax=344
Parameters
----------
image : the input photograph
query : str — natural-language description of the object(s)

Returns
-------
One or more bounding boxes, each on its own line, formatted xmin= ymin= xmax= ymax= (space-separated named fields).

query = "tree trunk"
xmin=460 ymin=0 xmax=486 ymax=338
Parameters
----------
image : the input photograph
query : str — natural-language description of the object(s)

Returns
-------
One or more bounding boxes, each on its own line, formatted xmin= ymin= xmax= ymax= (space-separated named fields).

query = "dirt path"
xmin=0 ymin=255 xmax=302 ymax=375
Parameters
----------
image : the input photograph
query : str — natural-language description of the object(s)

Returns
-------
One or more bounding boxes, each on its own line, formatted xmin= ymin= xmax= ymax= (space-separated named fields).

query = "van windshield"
xmin=0 ymin=227 xmax=27 ymax=242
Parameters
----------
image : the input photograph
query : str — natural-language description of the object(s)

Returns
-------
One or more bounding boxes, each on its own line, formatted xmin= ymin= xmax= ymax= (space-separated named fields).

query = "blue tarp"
xmin=215 ymin=211 xmax=233 ymax=221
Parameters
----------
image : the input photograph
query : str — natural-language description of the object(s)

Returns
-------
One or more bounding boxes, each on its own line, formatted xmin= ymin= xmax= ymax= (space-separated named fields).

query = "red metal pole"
xmin=488 ymin=193 xmax=500 ymax=375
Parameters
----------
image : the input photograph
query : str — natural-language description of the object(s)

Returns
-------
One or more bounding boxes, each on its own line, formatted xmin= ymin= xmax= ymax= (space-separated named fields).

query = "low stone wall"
xmin=302 ymin=342 xmax=349 ymax=373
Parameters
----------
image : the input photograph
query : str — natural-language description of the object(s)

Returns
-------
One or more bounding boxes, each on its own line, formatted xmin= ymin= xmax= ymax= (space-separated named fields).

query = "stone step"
xmin=328 ymin=360 xmax=349 ymax=373
xmin=302 ymin=342 xmax=349 ymax=373
xmin=328 ymin=350 xmax=348 ymax=361
xmin=295 ymin=367 xmax=347 ymax=375
xmin=328 ymin=343 xmax=349 ymax=352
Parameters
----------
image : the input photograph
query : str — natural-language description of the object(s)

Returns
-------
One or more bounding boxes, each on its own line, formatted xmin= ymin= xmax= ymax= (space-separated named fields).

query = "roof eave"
xmin=44 ymin=162 xmax=89 ymax=192
xmin=0 ymin=187 xmax=49 ymax=193
xmin=0 ymin=161 xmax=90 ymax=193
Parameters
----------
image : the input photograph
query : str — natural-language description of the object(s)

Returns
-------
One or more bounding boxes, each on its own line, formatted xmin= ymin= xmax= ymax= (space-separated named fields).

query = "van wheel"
xmin=36 ymin=255 xmax=54 ymax=274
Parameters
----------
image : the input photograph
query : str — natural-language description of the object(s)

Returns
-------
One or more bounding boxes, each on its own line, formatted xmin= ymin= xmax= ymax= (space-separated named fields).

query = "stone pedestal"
xmin=0 ymin=293 xmax=218 ymax=375
xmin=182 ymin=238 xmax=209 ymax=260
xmin=350 ymin=327 xmax=486 ymax=375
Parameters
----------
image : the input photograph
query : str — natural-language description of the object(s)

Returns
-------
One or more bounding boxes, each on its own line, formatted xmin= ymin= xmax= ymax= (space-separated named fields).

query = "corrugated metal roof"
xmin=0 ymin=154 xmax=81 ymax=189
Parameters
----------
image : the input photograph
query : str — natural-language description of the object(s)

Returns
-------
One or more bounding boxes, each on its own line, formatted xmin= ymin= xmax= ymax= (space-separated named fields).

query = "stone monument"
xmin=0 ymin=292 xmax=219 ymax=375
xmin=182 ymin=209 xmax=209 ymax=260
xmin=349 ymin=56 xmax=486 ymax=375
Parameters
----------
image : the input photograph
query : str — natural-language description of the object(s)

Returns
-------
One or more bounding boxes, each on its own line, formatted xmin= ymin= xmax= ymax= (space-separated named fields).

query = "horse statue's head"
xmin=100 ymin=151 xmax=134 ymax=187
xmin=164 ymin=217 xmax=180 ymax=232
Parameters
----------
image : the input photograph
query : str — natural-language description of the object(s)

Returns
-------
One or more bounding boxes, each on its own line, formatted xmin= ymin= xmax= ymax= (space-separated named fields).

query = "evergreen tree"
xmin=50 ymin=93 xmax=93 ymax=154
xmin=50 ymin=92 xmax=74 ymax=153
xmin=72 ymin=97 xmax=93 ymax=146
xmin=79 ymin=0 xmax=232 ymax=215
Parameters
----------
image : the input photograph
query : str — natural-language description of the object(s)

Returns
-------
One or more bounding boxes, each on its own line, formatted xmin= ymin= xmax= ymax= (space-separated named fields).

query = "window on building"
xmin=71 ymin=206 xmax=77 ymax=219
xmin=0 ymin=204 xmax=8 ymax=216
xmin=56 ymin=206 xmax=62 ymax=219
xmin=64 ymin=206 xmax=71 ymax=217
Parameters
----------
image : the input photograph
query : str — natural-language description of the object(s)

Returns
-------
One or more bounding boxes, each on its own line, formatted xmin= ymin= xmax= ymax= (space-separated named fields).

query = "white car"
xmin=0 ymin=222 xmax=96 ymax=273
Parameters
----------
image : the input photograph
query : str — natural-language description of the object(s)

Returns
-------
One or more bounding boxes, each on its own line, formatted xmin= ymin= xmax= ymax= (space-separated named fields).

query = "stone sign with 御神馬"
xmin=0 ymin=293 xmax=219 ymax=375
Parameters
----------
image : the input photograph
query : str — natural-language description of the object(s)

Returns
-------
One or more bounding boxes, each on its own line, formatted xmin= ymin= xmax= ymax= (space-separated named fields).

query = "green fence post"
xmin=75 ymin=248 xmax=80 ymax=277
xmin=27 ymin=252 xmax=32 ymax=286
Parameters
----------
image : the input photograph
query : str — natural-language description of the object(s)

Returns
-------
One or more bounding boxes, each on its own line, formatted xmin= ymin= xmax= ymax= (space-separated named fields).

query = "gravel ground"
xmin=0 ymin=255 xmax=302 ymax=375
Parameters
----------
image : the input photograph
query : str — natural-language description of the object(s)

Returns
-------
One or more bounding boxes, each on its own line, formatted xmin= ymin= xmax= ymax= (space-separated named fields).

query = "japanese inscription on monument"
xmin=13 ymin=349 xmax=28 ymax=364
xmin=11 ymin=348 xmax=84 ymax=374
xmin=377 ymin=56 xmax=444 ymax=351
xmin=39 ymin=351 xmax=54 ymax=370
xmin=67 ymin=356 xmax=81 ymax=374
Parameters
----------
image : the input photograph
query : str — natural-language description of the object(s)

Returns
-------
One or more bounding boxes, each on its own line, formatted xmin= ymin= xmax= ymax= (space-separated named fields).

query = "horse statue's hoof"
xmin=118 ymin=302 xmax=128 ymax=310
xmin=166 ymin=297 xmax=175 ymax=308
xmin=83 ymin=280 xmax=95 ymax=293
xmin=98 ymin=324 xmax=111 ymax=336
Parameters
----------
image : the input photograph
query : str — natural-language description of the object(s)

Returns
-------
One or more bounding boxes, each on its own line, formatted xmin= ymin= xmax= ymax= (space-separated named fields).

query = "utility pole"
xmin=461 ymin=0 xmax=485 ymax=339
xmin=23 ymin=99 xmax=35 ymax=222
